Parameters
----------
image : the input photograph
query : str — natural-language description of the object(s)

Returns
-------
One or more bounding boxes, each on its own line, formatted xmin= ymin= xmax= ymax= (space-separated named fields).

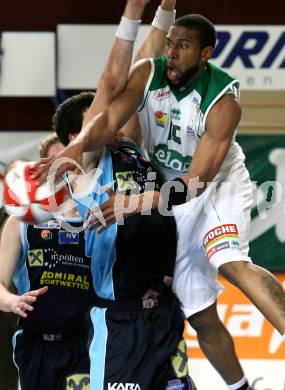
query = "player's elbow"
xmin=99 ymin=75 xmax=126 ymax=101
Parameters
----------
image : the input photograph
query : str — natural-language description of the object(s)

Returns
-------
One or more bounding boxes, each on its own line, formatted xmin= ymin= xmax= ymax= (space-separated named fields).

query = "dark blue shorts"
xmin=88 ymin=293 xmax=196 ymax=390
xmin=13 ymin=329 xmax=90 ymax=390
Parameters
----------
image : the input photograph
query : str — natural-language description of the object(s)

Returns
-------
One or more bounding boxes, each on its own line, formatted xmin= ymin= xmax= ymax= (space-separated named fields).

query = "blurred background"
xmin=0 ymin=0 xmax=284 ymax=389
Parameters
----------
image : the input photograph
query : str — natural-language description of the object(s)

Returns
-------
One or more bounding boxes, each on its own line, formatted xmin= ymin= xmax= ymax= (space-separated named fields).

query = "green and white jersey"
xmin=138 ymin=56 xmax=247 ymax=182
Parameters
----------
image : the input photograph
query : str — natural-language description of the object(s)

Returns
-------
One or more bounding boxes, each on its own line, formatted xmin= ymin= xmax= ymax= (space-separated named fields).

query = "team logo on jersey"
xmin=231 ymin=239 xmax=241 ymax=249
xmin=153 ymin=144 xmax=192 ymax=172
xmin=166 ymin=380 xmax=185 ymax=390
xmin=155 ymin=111 xmax=167 ymax=128
xmin=171 ymin=108 xmax=181 ymax=121
xmin=66 ymin=373 xmax=90 ymax=389
xmin=207 ymin=241 xmax=230 ymax=259
xmin=116 ymin=171 xmax=138 ymax=191
xmin=171 ymin=339 xmax=188 ymax=379
xmin=28 ymin=249 xmax=44 ymax=267
xmin=155 ymin=88 xmax=170 ymax=101
xmin=41 ymin=229 xmax=52 ymax=240
xmin=58 ymin=230 xmax=79 ymax=245
xmin=34 ymin=220 xmax=61 ymax=229
xmin=203 ymin=224 xmax=239 ymax=249
xmin=192 ymin=96 xmax=199 ymax=105
xmin=185 ymin=124 xmax=195 ymax=137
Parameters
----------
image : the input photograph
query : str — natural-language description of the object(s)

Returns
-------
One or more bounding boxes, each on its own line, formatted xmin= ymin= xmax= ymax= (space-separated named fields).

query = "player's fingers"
xmin=16 ymin=307 xmax=28 ymax=318
xmin=30 ymin=159 xmax=51 ymax=179
xmin=85 ymin=206 xmax=102 ymax=219
xmin=92 ymin=215 xmax=117 ymax=234
xmin=102 ymin=187 xmax=114 ymax=197
xmin=85 ymin=208 xmax=115 ymax=229
xmin=27 ymin=286 xmax=48 ymax=297
xmin=85 ymin=213 xmax=115 ymax=233
xmin=22 ymin=295 xmax=37 ymax=303
xmin=35 ymin=286 xmax=49 ymax=295
xmin=20 ymin=301 xmax=34 ymax=312
xmin=96 ymin=217 xmax=117 ymax=235
xmin=100 ymin=199 xmax=117 ymax=212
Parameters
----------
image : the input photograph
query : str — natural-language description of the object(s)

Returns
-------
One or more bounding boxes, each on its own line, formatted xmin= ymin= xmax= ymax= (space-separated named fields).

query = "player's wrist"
xmin=152 ymin=5 xmax=176 ymax=32
xmin=116 ymin=16 xmax=141 ymax=41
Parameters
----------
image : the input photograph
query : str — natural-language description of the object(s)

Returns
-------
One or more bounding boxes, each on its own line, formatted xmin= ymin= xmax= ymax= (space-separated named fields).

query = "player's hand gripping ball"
xmin=3 ymin=161 xmax=66 ymax=224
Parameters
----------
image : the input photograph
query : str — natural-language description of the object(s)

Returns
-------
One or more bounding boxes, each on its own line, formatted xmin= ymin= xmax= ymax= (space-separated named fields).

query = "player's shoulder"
xmin=118 ymin=137 xmax=146 ymax=156
xmin=0 ymin=214 xmax=21 ymax=239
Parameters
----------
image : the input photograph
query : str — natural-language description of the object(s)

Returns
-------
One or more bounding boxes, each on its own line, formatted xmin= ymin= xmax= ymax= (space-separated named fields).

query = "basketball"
xmin=3 ymin=160 xmax=66 ymax=224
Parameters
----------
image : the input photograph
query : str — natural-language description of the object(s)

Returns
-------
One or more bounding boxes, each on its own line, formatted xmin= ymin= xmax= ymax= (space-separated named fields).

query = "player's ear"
xmin=201 ymin=46 xmax=214 ymax=62
xmin=68 ymin=133 xmax=78 ymax=143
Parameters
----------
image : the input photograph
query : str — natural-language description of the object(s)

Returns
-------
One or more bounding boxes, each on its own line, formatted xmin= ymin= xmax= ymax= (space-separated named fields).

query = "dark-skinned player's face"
xmin=166 ymin=26 xmax=208 ymax=88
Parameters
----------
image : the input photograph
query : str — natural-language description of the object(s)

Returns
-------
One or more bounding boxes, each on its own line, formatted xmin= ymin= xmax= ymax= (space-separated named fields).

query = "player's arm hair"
xmin=182 ymin=94 xmax=241 ymax=196
xmin=77 ymin=60 xmax=151 ymax=151
xmin=121 ymin=0 xmax=176 ymax=143
xmin=0 ymin=216 xmax=22 ymax=312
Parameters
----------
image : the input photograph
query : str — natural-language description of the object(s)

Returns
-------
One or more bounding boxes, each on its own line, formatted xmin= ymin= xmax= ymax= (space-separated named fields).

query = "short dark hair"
xmin=52 ymin=91 xmax=95 ymax=146
xmin=173 ymin=14 xmax=216 ymax=49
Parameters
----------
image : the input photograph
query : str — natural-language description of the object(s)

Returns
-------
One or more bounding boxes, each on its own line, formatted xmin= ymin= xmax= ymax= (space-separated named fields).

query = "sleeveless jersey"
xmin=13 ymin=218 xmax=96 ymax=333
xmin=71 ymin=139 xmax=177 ymax=301
xmin=138 ymin=56 xmax=247 ymax=181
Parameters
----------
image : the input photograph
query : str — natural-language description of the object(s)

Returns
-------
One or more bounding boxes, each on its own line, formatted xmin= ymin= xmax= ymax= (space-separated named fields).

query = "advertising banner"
xmin=57 ymin=25 xmax=285 ymax=90
xmin=212 ymin=26 xmax=285 ymax=90
xmin=237 ymin=134 xmax=285 ymax=271
xmin=185 ymin=274 xmax=285 ymax=390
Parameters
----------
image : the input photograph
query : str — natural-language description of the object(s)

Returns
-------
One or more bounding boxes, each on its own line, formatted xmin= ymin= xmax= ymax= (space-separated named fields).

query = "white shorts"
xmin=172 ymin=175 xmax=253 ymax=318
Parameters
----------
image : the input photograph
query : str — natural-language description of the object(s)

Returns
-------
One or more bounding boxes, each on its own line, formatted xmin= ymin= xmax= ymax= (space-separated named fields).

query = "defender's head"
xmin=52 ymin=92 xmax=95 ymax=146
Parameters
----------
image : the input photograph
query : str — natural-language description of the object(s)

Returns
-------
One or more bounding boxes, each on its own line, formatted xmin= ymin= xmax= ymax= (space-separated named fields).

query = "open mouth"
xmin=167 ymin=64 xmax=179 ymax=82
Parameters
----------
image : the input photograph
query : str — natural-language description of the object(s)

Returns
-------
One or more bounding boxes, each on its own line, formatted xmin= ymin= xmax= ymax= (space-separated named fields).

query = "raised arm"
xmin=34 ymin=59 xmax=151 ymax=182
xmin=83 ymin=0 xmax=151 ymax=128
xmin=0 ymin=217 xmax=47 ymax=317
xmin=135 ymin=0 xmax=176 ymax=61
xmin=120 ymin=0 xmax=176 ymax=142
xmin=78 ymin=60 xmax=151 ymax=150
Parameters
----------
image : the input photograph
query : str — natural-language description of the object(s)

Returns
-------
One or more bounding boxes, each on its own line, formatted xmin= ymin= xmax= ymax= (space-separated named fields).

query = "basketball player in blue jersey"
xmin=63 ymin=124 xmax=194 ymax=389
xmin=35 ymin=2 xmax=285 ymax=390
xmin=0 ymin=133 xmax=95 ymax=390
xmin=46 ymin=1 xmax=196 ymax=388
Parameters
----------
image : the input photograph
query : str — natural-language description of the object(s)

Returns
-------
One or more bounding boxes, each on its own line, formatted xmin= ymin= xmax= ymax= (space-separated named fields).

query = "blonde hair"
xmin=39 ymin=133 xmax=61 ymax=158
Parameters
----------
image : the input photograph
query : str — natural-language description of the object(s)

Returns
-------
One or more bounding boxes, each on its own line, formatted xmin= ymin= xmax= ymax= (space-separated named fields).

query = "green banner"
xmin=237 ymin=134 xmax=285 ymax=271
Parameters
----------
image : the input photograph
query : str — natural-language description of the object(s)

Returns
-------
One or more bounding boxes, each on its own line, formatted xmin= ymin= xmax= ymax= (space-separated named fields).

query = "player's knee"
xmin=219 ymin=260 xmax=251 ymax=286
xmin=188 ymin=302 xmax=222 ymax=335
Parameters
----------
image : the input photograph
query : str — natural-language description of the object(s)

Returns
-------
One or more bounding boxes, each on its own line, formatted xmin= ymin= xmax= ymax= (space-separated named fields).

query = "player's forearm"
xmin=76 ymin=112 xmax=114 ymax=152
xmin=182 ymin=139 xmax=232 ymax=198
xmin=124 ymin=0 xmax=149 ymax=20
xmin=135 ymin=1 xmax=176 ymax=61
xmin=84 ymin=2 xmax=147 ymax=126
xmin=84 ymin=39 xmax=134 ymax=126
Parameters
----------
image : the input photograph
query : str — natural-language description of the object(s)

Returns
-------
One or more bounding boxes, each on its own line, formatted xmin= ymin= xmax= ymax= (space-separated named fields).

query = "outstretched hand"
xmin=84 ymin=188 xmax=142 ymax=235
xmin=32 ymin=141 xmax=84 ymax=185
xmin=9 ymin=286 xmax=48 ymax=318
